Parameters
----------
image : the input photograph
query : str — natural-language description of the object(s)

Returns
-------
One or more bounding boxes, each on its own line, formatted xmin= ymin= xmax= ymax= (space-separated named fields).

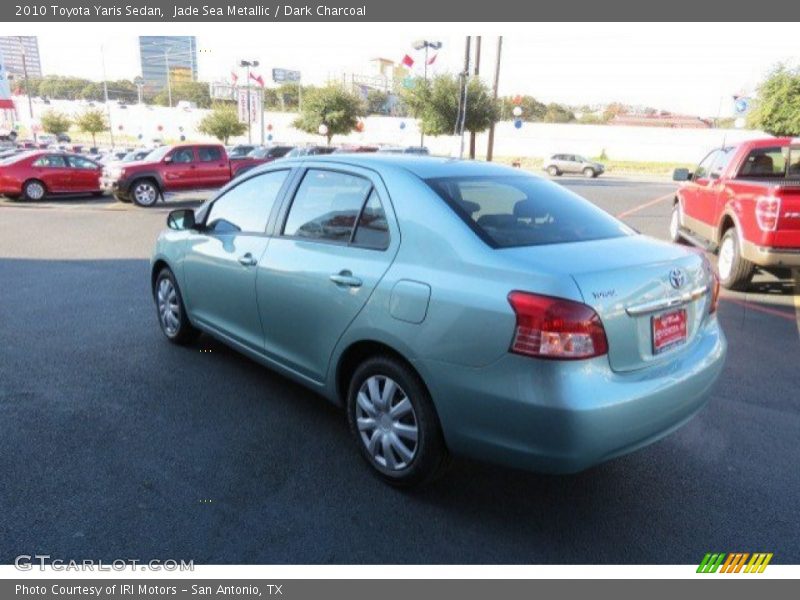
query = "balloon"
xmin=513 ymin=95 xmax=522 ymax=105
xmin=180 ymin=135 xmax=186 ymax=141
xmin=157 ymin=125 xmax=163 ymax=132
xmin=318 ymin=124 xmax=328 ymax=136
xmin=512 ymin=106 xmax=523 ymax=117
xmin=399 ymin=122 xmax=406 ymax=130
xmin=514 ymin=119 xmax=523 ymax=129
xmin=267 ymin=124 xmax=273 ymax=131
xmin=137 ymin=134 xmax=143 ymax=140
xmin=118 ymin=125 xmax=123 ymax=131
xmin=178 ymin=126 xmax=184 ymax=132
xmin=267 ymin=134 xmax=273 ymax=141
xmin=355 ymin=121 xmax=364 ymax=132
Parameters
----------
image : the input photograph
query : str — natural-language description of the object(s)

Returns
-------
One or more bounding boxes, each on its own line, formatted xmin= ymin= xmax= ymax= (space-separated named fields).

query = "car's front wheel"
xmin=547 ymin=166 xmax=560 ymax=177
xmin=717 ymin=228 xmax=755 ymax=290
xmin=583 ymin=167 xmax=596 ymax=178
xmin=346 ymin=356 xmax=449 ymax=487
xmin=131 ymin=178 xmax=161 ymax=207
xmin=154 ymin=268 xmax=199 ymax=344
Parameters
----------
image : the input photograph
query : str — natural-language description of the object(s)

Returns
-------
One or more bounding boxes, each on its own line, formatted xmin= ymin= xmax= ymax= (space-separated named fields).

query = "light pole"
xmin=17 ymin=37 xmax=36 ymax=143
xmin=411 ymin=39 xmax=442 ymax=148
xmin=100 ymin=43 xmax=115 ymax=148
xmin=240 ymin=60 xmax=259 ymax=144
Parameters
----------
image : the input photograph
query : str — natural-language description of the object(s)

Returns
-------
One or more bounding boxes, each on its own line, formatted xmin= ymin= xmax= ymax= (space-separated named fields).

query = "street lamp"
xmin=239 ymin=60 xmax=260 ymax=143
xmin=17 ymin=37 xmax=36 ymax=143
xmin=411 ymin=39 xmax=442 ymax=147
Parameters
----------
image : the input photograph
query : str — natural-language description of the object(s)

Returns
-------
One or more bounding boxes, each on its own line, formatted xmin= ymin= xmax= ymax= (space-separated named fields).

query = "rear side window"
xmin=737 ymin=146 xmax=787 ymax=178
xmin=352 ymin=190 xmax=390 ymax=250
xmin=426 ymin=175 xmax=632 ymax=248
xmin=171 ymin=148 xmax=194 ymax=163
xmin=206 ymin=170 xmax=289 ymax=234
xmin=32 ymin=155 xmax=67 ymax=168
xmin=788 ymin=146 xmax=800 ymax=179
xmin=283 ymin=170 xmax=372 ymax=243
xmin=198 ymin=147 xmax=222 ymax=162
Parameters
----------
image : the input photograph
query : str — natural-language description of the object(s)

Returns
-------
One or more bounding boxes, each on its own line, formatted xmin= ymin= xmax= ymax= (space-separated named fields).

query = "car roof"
xmin=272 ymin=154 xmax=524 ymax=179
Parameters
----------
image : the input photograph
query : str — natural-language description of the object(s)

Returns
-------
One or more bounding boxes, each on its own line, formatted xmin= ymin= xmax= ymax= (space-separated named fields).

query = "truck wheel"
xmin=583 ymin=167 xmax=596 ymax=178
xmin=23 ymin=179 xmax=47 ymax=201
xmin=131 ymin=179 xmax=161 ymax=207
xmin=547 ymin=166 xmax=560 ymax=177
xmin=717 ymin=228 xmax=755 ymax=290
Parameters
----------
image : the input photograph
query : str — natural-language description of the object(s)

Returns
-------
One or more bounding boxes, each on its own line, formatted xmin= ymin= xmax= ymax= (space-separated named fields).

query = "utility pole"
xmin=100 ymin=43 xmax=114 ymax=147
xmin=18 ymin=37 xmax=36 ymax=143
xmin=469 ymin=36 xmax=481 ymax=159
xmin=486 ymin=36 xmax=503 ymax=162
xmin=164 ymin=48 xmax=173 ymax=108
xmin=458 ymin=36 xmax=471 ymax=159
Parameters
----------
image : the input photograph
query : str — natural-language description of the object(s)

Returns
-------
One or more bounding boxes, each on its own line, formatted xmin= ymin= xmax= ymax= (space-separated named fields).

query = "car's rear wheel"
xmin=131 ymin=179 xmax=161 ymax=207
xmin=717 ymin=228 xmax=754 ymax=290
xmin=154 ymin=268 xmax=199 ymax=345
xmin=547 ymin=166 xmax=560 ymax=177
xmin=583 ymin=167 xmax=596 ymax=178
xmin=346 ymin=355 xmax=449 ymax=487
xmin=22 ymin=179 xmax=46 ymax=201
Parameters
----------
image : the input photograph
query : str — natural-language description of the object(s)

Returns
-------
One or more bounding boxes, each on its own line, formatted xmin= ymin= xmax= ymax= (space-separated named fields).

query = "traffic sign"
xmin=272 ymin=68 xmax=301 ymax=83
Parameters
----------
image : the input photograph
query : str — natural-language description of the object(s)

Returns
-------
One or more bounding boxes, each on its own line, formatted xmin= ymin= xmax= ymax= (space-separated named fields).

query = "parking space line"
xmin=721 ymin=296 xmax=798 ymax=322
xmin=615 ymin=193 xmax=674 ymax=219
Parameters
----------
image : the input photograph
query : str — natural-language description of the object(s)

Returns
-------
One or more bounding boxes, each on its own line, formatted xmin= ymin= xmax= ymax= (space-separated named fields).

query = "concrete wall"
xmin=12 ymin=96 xmax=769 ymax=164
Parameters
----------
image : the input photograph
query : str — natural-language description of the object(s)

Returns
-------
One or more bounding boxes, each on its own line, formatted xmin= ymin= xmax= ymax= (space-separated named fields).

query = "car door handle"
xmin=329 ymin=271 xmax=362 ymax=287
xmin=238 ymin=253 xmax=257 ymax=267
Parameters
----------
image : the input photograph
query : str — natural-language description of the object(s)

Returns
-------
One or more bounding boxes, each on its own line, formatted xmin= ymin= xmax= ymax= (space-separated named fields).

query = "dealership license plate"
xmin=652 ymin=309 xmax=688 ymax=354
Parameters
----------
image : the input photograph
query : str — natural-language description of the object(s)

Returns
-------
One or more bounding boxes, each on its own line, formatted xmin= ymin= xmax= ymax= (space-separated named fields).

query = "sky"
xmin=14 ymin=22 xmax=800 ymax=118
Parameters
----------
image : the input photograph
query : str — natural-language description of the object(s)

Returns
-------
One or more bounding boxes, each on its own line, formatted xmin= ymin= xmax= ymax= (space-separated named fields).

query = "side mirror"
xmin=163 ymin=155 xmax=173 ymax=163
xmin=672 ymin=168 xmax=691 ymax=182
xmin=167 ymin=209 xmax=196 ymax=231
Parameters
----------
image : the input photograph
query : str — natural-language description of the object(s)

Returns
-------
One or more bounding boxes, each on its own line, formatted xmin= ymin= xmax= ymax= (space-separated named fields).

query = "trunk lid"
xmin=500 ymin=235 xmax=712 ymax=372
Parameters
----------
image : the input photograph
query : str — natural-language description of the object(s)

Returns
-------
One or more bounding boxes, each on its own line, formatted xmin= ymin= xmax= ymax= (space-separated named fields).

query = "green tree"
xmin=747 ymin=65 xmax=800 ymax=136
xmin=197 ymin=104 xmax=247 ymax=144
xmin=292 ymin=84 xmax=366 ymax=144
xmin=153 ymin=81 xmax=212 ymax=108
xmin=40 ymin=110 xmax=71 ymax=136
xmin=74 ymin=109 xmax=108 ymax=146
xmin=500 ymin=95 xmax=546 ymax=122
xmin=543 ymin=103 xmax=575 ymax=123
xmin=366 ymin=89 xmax=390 ymax=115
xmin=402 ymin=74 xmax=500 ymax=136
xmin=266 ymin=83 xmax=307 ymax=112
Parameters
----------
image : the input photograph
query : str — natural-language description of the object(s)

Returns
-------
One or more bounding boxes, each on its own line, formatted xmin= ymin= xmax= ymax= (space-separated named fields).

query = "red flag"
xmin=401 ymin=54 xmax=414 ymax=68
xmin=426 ymin=53 xmax=438 ymax=66
xmin=231 ymin=71 xmax=238 ymax=84
xmin=249 ymin=72 xmax=264 ymax=87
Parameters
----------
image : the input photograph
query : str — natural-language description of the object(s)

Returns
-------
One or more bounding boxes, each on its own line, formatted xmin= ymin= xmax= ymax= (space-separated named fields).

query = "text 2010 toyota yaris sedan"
xmin=151 ymin=155 xmax=726 ymax=486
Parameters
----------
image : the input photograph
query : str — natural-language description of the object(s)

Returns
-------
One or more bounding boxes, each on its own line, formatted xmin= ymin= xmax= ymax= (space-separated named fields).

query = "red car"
xmin=672 ymin=137 xmax=800 ymax=289
xmin=0 ymin=150 xmax=103 ymax=201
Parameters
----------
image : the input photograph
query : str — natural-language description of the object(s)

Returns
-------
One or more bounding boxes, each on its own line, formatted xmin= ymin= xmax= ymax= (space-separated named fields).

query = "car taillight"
xmin=755 ymin=196 xmax=780 ymax=232
xmin=507 ymin=291 xmax=608 ymax=360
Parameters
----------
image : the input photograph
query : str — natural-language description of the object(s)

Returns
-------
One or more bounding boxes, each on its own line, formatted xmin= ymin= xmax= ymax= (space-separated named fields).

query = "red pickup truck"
xmin=671 ymin=137 xmax=800 ymax=289
xmin=102 ymin=143 xmax=252 ymax=207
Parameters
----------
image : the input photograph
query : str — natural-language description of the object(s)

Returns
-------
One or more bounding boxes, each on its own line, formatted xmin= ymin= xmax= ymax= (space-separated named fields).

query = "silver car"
xmin=544 ymin=154 xmax=605 ymax=178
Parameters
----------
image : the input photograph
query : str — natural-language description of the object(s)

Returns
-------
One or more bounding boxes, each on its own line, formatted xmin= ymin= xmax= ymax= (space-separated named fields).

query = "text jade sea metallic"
xmin=150 ymin=155 xmax=727 ymax=486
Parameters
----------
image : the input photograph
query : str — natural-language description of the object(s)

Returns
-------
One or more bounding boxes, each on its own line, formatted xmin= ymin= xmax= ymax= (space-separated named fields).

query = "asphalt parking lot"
xmin=1 ymin=176 xmax=798 ymax=565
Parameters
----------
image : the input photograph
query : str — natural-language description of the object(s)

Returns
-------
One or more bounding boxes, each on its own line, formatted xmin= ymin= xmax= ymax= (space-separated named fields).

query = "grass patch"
xmin=488 ymin=156 xmax=693 ymax=178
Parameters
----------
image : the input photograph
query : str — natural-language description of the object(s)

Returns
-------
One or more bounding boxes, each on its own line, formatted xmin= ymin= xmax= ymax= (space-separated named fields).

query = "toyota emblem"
xmin=669 ymin=268 xmax=686 ymax=289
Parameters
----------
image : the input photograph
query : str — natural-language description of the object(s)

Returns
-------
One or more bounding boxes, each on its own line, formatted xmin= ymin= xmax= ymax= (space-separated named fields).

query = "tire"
xmin=153 ymin=268 xmax=199 ymax=345
xmin=131 ymin=178 xmax=161 ymax=207
xmin=547 ymin=166 xmax=560 ymax=177
xmin=22 ymin=179 xmax=46 ymax=201
xmin=717 ymin=228 xmax=755 ymax=291
xmin=346 ymin=355 xmax=449 ymax=487
xmin=583 ymin=167 xmax=596 ymax=178
xmin=669 ymin=202 xmax=683 ymax=243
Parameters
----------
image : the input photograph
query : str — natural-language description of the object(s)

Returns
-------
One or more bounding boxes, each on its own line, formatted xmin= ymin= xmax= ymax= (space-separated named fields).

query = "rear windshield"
xmin=426 ymin=175 xmax=632 ymax=248
xmin=737 ymin=145 xmax=800 ymax=180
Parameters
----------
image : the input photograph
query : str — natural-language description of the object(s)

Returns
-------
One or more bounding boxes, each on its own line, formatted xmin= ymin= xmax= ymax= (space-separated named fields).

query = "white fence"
xmin=11 ymin=96 xmax=769 ymax=164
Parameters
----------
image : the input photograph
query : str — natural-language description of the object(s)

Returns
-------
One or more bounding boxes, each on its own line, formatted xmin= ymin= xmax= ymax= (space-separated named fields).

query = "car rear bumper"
xmin=741 ymin=240 xmax=800 ymax=267
xmin=417 ymin=317 xmax=726 ymax=473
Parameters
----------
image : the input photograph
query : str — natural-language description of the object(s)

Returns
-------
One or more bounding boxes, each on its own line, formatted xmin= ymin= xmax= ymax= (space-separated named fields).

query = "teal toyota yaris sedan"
xmin=151 ymin=155 xmax=726 ymax=486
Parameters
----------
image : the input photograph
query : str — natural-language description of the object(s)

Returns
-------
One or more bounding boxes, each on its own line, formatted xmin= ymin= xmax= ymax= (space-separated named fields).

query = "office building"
xmin=138 ymin=36 xmax=197 ymax=94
